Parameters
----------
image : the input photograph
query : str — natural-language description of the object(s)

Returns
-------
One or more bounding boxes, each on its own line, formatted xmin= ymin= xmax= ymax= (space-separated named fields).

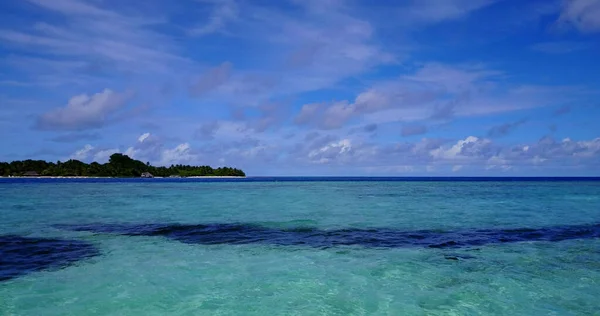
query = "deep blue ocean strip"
xmin=2 ymin=177 xmax=600 ymax=184
xmin=55 ymin=222 xmax=600 ymax=249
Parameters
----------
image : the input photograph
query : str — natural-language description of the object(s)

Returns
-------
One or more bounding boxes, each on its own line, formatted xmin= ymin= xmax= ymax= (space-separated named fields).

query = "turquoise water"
xmin=1 ymin=179 xmax=600 ymax=315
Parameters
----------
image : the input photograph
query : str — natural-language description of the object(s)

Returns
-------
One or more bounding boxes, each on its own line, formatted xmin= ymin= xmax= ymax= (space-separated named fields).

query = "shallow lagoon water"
xmin=1 ymin=178 xmax=600 ymax=315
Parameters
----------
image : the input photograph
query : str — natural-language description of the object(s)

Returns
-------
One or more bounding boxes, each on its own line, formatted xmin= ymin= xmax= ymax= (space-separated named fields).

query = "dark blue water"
xmin=0 ymin=236 xmax=99 ymax=281
xmin=1 ymin=177 xmax=600 ymax=184
xmin=55 ymin=222 xmax=600 ymax=249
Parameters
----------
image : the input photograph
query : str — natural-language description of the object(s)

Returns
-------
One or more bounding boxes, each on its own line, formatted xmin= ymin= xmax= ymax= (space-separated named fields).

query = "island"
xmin=0 ymin=153 xmax=245 ymax=178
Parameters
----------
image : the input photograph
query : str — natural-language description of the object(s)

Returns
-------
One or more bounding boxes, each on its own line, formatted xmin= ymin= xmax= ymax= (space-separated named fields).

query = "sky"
xmin=0 ymin=0 xmax=599 ymax=176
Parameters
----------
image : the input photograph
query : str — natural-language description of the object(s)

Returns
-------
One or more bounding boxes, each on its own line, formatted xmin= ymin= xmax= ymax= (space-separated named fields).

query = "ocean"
xmin=1 ymin=178 xmax=599 ymax=315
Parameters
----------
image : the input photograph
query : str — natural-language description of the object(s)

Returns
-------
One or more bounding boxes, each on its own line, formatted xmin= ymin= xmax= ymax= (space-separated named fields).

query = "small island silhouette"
xmin=0 ymin=153 xmax=245 ymax=178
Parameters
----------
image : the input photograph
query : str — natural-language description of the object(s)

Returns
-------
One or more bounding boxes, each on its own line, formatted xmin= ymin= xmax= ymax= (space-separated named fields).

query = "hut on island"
xmin=23 ymin=171 xmax=40 ymax=177
xmin=140 ymin=172 xmax=154 ymax=178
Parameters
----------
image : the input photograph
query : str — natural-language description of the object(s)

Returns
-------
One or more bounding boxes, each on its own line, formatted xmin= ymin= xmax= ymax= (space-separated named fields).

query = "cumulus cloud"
xmin=67 ymin=144 xmax=119 ymax=163
xmin=4 ymin=1 xmax=600 ymax=176
xmin=118 ymin=132 xmax=154 ymax=159
xmin=65 ymin=132 xmax=204 ymax=166
xmin=36 ymin=89 xmax=133 ymax=131
xmin=124 ymin=147 xmax=138 ymax=159
xmin=420 ymin=135 xmax=600 ymax=171
xmin=430 ymin=136 xmax=492 ymax=161
xmin=69 ymin=144 xmax=94 ymax=161
xmin=160 ymin=143 xmax=196 ymax=165
xmin=62 ymin=128 xmax=600 ymax=175
xmin=308 ymin=139 xmax=353 ymax=164
xmin=94 ymin=148 xmax=120 ymax=163
xmin=485 ymin=155 xmax=512 ymax=171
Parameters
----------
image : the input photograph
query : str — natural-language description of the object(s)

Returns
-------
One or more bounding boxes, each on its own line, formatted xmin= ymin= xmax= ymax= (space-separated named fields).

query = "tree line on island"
xmin=0 ymin=153 xmax=245 ymax=177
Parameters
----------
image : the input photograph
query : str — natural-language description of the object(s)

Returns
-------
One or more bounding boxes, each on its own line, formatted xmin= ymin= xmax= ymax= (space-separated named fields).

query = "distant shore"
xmin=185 ymin=176 xmax=246 ymax=178
xmin=0 ymin=176 xmax=247 ymax=179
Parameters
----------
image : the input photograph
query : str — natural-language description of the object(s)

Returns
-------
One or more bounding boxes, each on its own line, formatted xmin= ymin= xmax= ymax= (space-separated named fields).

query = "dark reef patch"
xmin=54 ymin=222 xmax=600 ymax=249
xmin=0 ymin=235 xmax=99 ymax=282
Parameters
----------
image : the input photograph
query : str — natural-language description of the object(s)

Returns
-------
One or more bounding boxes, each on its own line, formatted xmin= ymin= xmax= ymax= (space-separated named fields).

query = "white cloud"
xmin=61 ymin=129 xmax=600 ymax=175
xmin=68 ymin=144 xmax=119 ymax=163
xmin=190 ymin=0 xmax=239 ymax=36
xmin=179 ymin=0 xmax=395 ymax=107
xmin=295 ymin=63 xmax=584 ymax=129
xmin=124 ymin=147 xmax=137 ymax=158
xmin=295 ymin=103 xmax=322 ymax=125
xmin=69 ymin=144 xmax=94 ymax=161
xmin=401 ymin=0 xmax=499 ymax=24
xmin=558 ymin=0 xmax=600 ymax=32
xmin=160 ymin=143 xmax=196 ymax=165
xmin=308 ymin=139 xmax=353 ymax=163
xmin=211 ymin=121 xmax=252 ymax=141
xmin=430 ymin=136 xmax=491 ymax=160
xmin=138 ymin=132 xmax=151 ymax=143
xmin=1 ymin=0 xmax=188 ymax=76
xmin=321 ymin=101 xmax=355 ymax=129
xmin=239 ymin=145 xmax=269 ymax=159
xmin=571 ymin=138 xmax=600 ymax=157
xmin=532 ymin=155 xmax=547 ymax=165
xmin=243 ymin=2 xmax=393 ymax=98
xmin=24 ymin=0 xmax=116 ymax=17
xmin=36 ymin=89 xmax=133 ymax=131
xmin=486 ymin=155 xmax=511 ymax=170
xmin=404 ymin=63 xmax=496 ymax=93
xmin=94 ymin=148 xmax=119 ymax=163
xmin=293 ymin=64 xmax=489 ymax=128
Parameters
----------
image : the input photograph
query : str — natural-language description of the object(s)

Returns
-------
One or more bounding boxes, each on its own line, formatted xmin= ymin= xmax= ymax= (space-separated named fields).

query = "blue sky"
xmin=1 ymin=0 xmax=599 ymax=176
